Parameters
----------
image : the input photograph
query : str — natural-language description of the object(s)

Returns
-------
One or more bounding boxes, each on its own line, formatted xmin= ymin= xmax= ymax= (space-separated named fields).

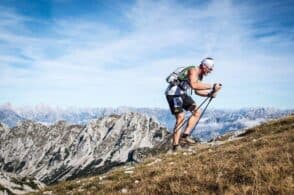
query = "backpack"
xmin=166 ymin=66 xmax=195 ymax=85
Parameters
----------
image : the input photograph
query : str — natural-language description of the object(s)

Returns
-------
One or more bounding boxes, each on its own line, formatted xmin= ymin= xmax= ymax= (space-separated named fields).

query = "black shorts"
xmin=166 ymin=94 xmax=196 ymax=115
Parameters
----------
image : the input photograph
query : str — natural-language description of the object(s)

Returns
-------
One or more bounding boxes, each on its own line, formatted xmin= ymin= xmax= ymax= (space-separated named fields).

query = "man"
xmin=165 ymin=57 xmax=222 ymax=151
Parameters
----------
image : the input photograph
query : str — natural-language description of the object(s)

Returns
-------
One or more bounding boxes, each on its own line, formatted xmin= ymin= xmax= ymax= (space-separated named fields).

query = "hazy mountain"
xmin=0 ymin=108 xmax=24 ymax=128
xmin=0 ymin=103 xmax=293 ymax=140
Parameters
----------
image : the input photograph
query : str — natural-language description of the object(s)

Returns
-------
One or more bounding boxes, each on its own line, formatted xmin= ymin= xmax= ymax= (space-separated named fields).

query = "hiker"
xmin=165 ymin=57 xmax=222 ymax=151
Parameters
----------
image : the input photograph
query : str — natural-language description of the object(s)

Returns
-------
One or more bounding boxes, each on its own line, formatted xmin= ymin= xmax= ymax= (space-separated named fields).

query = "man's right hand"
xmin=208 ymin=83 xmax=222 ymax=98
xmin=214 ymin=83 xmax=222 ymax=91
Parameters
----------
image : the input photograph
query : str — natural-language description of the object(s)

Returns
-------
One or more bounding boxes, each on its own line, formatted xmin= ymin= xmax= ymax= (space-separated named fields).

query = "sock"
xmin=182 ymin=133 xmax=189 ymax=138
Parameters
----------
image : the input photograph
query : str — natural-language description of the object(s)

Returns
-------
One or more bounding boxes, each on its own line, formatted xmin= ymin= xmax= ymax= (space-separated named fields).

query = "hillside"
xmin=32 ymin=115 xmax=294 ymax=194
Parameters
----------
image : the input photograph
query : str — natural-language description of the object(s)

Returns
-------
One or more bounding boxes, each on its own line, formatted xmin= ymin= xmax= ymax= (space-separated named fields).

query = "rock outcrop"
xmin=0 ymin=112 xmax=168 ymax=186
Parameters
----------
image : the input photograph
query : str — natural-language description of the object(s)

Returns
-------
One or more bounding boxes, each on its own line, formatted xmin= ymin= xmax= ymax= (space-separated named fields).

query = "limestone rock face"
xmin=0 ymin=172 xmax=44 ymax=195
xmin=0 ymin=112 xmax=168 ymax=185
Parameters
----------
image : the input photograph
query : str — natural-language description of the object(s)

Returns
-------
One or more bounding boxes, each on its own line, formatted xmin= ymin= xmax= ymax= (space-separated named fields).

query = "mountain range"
xmin=0 ymin=103 xmax=293 ymax=141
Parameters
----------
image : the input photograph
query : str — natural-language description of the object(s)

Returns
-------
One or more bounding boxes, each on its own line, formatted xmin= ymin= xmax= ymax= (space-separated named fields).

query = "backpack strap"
xmin=178 ymin=65 xmax=196 ymax=81
xmin=176 ymin=66 xmax=196 ymax=93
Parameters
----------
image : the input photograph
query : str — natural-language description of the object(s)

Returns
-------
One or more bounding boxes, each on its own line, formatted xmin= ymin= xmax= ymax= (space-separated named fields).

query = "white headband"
xmin=201 ymin=58 xmax=214 ymax=68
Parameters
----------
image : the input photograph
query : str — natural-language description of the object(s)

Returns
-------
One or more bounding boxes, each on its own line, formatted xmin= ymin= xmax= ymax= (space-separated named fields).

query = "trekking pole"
xmin=190 ymin=84 xmax=222 ymax=135
xmin=189 ymin=97 xmax=213 ymax=135
xmin=173 ymin=96 xmax=210 ymax=134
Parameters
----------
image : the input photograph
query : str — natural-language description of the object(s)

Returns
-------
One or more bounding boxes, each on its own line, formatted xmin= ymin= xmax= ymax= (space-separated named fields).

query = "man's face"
xmin=202 ymin=65 xmax=213 ymax=75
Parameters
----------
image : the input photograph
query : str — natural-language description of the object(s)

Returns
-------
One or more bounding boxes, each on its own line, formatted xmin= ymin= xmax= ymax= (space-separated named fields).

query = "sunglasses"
xmin=204 ymin=65 xmax=213 ymax=71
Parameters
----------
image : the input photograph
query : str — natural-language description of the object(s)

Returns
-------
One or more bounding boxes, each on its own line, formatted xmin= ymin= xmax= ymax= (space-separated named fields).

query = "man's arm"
xmin=194 ymin=90 xmax=210 ymax=97
xmin=188 ymin=68 xmax=213 ymax=90
xmin=196 ymin=85 xmax=223 ymax=98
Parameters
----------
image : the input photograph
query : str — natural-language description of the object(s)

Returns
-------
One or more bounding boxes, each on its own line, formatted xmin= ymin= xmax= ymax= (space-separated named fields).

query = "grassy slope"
xmin=33 ymin=115 xmax=294 ymax=195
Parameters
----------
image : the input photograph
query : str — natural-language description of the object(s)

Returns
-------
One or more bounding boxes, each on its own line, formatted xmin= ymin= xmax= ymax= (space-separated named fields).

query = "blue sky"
xmin=0 ymin=0 xmax=293 ymax=109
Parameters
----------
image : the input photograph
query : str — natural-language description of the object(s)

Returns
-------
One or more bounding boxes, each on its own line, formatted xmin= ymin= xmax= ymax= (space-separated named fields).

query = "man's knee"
xmin=176 ymin=112 xmax=185 ymax=122
xmin=192 ymin=109 xmax=201 ymax=117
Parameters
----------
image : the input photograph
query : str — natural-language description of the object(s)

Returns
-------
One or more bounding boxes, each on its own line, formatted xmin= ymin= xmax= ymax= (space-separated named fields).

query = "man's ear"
xmin=198 ymin=65 xmax=203 ymax=73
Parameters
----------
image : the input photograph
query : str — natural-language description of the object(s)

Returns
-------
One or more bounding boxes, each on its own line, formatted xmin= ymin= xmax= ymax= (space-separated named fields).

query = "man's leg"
xmin=173 ymin=112 xmax=185 ymax=145
xmin=183 ymin=109 xmax=201 ymax=135
xmin=181 ymin=94 xmax=202 ymax=136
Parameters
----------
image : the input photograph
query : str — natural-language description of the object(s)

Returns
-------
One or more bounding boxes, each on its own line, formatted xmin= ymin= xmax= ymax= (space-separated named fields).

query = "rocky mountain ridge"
xmin=0 ymin=112 xmax=168 ymax=194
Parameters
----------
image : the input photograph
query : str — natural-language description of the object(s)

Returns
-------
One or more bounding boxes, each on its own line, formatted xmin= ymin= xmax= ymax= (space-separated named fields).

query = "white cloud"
xmin=0 ymin=0 xmax=293 ymax=108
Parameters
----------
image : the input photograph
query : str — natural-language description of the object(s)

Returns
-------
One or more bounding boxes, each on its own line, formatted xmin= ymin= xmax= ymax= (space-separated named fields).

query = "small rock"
xmin=253 ymin=139 xmax=257 ymax=142
xmin=43 ymin=191 xmax=52 ymax=195
xmin=78 ymin=188 xmax=84 ymax=192
xmin=147 ymin=158 xmax=162 ymax=166
xmin=169 ymin=162 xmax=174 ymax=165
xmin=121 ymin=188 xmax=128 ymax=194
xmin=124 ymin=166 xmax=134 ymax=171
xmin=99 ymin=175 xmax=107 ymax=180
xmin=134 ymin=180 xmax=139 ymax=184
xmin=124 ymin=170 xmax=134 ymax=174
